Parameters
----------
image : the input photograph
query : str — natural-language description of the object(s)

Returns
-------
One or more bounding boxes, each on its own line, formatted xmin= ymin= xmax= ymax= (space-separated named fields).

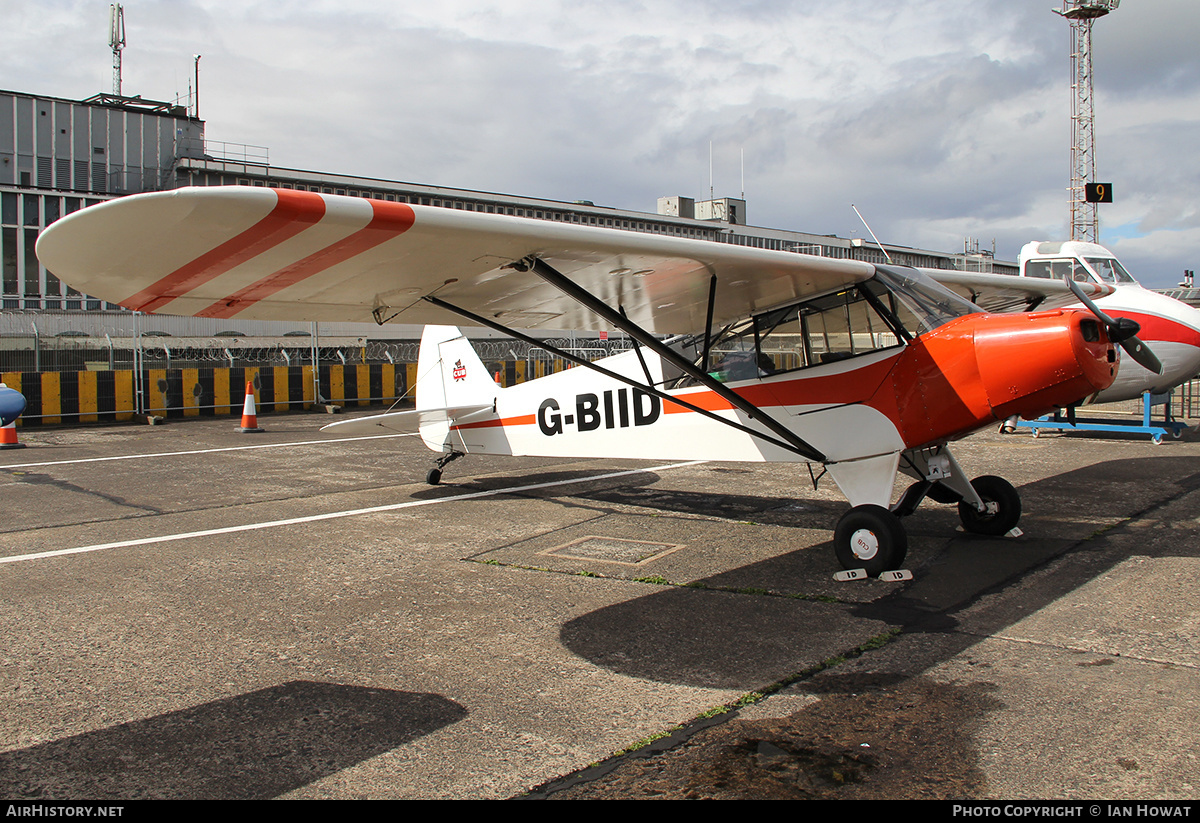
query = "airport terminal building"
xmin=1 ymin=87 xmax=1010 ymax=319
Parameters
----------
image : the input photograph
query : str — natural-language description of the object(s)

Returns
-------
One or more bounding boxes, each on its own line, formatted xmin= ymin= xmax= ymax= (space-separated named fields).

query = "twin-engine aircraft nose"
xmin=0 ymin=384 xmax=27 ymax=427
xmin=973 ymin=309 xmax=1117 ymax=419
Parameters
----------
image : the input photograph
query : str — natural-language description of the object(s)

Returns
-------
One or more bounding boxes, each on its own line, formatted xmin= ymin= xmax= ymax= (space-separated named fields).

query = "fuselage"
xmin=445 ymin=307 xmax=1116 ymax=464
xmin=1090 ymin=284 xmax=1200 ymax=401
xmin=1018 ymin=240 xmax=1200 ymax=403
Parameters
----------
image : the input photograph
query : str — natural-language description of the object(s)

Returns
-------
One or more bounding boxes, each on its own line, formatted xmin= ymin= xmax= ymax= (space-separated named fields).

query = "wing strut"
xmin=422 ymin=294 xmax=819 ymax=459
xmin=509 ymin=256 xmax=827 ymax=463
xmin=701 ymin=272 xmax=718 ymax=373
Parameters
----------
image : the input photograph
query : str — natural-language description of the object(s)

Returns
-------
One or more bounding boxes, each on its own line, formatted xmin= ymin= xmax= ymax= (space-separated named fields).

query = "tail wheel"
xmin=957 ymin=475 xmax=1021 ymax=536
xmin=834 ymin=505 xmax=908 ymax=575
xmin=426 ymin=468 xmax=442 ymax=485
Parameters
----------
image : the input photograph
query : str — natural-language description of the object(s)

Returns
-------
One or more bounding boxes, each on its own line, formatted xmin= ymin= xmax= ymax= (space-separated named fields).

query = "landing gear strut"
xmin=426 ymin=451 xmax=464 ymax=485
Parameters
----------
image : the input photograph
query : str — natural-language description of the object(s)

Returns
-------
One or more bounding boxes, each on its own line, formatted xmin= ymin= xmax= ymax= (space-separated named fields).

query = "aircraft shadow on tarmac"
xmin=0 ymin=681 xmax=466 ymax=801
xmin=404 ymin=466 xmax=666 ymax=500
xmin=555 ymin=455 xmax=1200 ymax=690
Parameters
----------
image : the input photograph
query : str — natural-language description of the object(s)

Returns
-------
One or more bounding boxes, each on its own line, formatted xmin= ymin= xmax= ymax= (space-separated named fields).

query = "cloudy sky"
xmin=6 ymin=0 xmax=1199 ymax=286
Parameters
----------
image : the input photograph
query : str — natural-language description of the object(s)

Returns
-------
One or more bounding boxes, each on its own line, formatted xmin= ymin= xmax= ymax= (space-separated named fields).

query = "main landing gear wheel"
xmin=957 ymin=475 xmax=1021 ymax=536
xmin=834 ymin=505 xmax=908 ymax=576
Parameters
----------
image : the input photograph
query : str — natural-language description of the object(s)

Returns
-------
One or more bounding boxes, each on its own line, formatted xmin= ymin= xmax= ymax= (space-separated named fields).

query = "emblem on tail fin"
xmin=452 ymin=359 xmax=467 ymax=382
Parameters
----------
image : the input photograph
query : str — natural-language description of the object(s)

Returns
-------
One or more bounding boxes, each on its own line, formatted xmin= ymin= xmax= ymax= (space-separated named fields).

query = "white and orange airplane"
xmin=36 ymin=187 xmax=1153 ymax=575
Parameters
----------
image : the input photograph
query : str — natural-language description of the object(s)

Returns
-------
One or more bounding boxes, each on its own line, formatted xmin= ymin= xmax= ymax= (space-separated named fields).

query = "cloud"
xmin=4 ymin=0 xmax=1196 ymax=286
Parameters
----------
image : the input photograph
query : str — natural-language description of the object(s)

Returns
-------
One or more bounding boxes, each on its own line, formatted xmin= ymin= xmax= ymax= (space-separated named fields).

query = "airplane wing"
xmin=35 ymin=186 xmax=876 ymax=335
xmin=924 ymin=269 xmax=1114 ymax=313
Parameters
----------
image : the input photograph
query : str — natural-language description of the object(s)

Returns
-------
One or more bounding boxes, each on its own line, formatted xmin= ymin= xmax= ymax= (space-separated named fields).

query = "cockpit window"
xmin=666 ymin=268 xmax=979 ymax=387
xmin=872 ymin=265 xmax=982 ymax=333
xmin=1085 ymin=257 xmax=1137 ymax=284
xmin=700 ymin=287 xmax=898 ymax=380
xmin=694 ymin=271 xmax=972 ymax=383
xmin=1026 ymin=256 xmax=1137 ymax=285
xmin=1025 ymin=258 xmax=1090 ymax=281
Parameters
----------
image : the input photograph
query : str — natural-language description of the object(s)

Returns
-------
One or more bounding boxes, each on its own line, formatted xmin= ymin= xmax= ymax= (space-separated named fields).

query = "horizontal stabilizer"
xmin=321 ymin=405 xmax=493 ymax=436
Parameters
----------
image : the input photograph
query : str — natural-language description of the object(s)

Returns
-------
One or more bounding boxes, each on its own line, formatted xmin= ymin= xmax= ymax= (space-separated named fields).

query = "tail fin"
xmin=415 ymin=326 xmax=499 ymax=451
xmin=416 ymin=325 xmax=498 ymax=411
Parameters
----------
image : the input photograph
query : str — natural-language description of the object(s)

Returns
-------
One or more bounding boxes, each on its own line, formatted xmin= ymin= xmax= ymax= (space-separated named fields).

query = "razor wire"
xmin=1 ymin=309 xmax=636 ymax=374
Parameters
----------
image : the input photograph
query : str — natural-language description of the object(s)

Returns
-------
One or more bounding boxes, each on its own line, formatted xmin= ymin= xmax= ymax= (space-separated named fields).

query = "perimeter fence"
xmin=4 ymin=309 xmax=1196 ymax=427
xmin=0 ymin=310 xmax=634 ymax=425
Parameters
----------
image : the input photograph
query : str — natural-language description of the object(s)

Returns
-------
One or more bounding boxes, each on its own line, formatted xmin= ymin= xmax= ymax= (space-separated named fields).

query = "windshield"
xmin=873 ymin=265 xmax=982 ymax=334
xmin=1085 ymin=257 xmax=1138 ymax=284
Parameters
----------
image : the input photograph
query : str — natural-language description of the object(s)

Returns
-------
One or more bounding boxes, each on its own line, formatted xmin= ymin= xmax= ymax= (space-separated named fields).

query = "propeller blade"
xmin=1066 ymin=278 xmax=1163 ymax=375
xmin=1120 ymin=334 xmax=1163 ymax=375
xmin=1066 ymin=277 xmax=1117 ymax=325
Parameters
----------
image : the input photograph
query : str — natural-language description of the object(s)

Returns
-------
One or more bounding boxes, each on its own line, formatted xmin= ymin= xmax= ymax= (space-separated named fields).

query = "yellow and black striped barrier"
xmin=0 ymin=363 xmax=419 ymax=426
xmin=0 ymin=357 xmax=582 ymax=426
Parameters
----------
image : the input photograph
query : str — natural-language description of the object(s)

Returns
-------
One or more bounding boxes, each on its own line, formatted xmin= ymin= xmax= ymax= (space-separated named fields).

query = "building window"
xmin=2 ymin=227 xmax=17 ymax=295
xmin=23 ymin=228 xmax=39 ymax=296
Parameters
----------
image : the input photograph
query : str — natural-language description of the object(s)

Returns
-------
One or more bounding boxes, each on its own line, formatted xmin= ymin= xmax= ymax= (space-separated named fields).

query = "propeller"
xmin=1066 ymin=278 xmax=1163 ymax=375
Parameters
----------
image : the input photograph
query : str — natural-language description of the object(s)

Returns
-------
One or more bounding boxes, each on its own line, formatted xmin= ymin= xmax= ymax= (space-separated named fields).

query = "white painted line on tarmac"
xmin=0 ymin=460 xmax=706 ymax=565
xmin=0 ymin=432 xmax=418 ymax=470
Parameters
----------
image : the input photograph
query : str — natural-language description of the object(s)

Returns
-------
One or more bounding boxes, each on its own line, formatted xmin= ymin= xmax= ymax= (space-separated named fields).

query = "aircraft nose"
xmin=972 ymin=309 xmax=1117 ymax=419
xmin=0 ymin=384 xmax=27 ymax=427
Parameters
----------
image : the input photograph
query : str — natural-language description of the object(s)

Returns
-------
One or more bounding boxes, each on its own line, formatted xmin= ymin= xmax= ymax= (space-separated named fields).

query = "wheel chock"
xmin=834 ymin=568 xmax=913 ymax=582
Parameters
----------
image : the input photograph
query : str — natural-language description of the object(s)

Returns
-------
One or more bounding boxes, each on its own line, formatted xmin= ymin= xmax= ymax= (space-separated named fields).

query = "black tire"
xmin=426 ymin=468 xmax=442 ymax=486
xmin=957 ymin=475 xmax=1021 ymax=536
xmin=834 ymin=505 xmax=908 ymax=575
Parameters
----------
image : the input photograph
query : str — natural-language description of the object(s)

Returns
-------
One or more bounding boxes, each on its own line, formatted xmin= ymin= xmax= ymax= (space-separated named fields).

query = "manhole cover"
xmin=541 ymin=536 xmax=684 ymax=566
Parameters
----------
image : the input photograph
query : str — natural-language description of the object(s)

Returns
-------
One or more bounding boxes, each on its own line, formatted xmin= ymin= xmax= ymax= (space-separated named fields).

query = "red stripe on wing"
xmin=197 ymin=199 xmax=417 ymax=319
xmin=124 ymin=189 xmax=327 ymax=313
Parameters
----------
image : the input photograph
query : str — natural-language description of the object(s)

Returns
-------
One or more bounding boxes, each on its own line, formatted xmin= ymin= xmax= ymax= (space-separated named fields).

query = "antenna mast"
xmin=108 ymin=4 xmax=126 ymax=96
xmin=1054 ymin=0 xmax=1119 ymax=242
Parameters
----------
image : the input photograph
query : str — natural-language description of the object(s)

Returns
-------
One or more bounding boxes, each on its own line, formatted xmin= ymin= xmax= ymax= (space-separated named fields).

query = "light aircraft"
xmin=36 ymin=187 xmax=1149 ymax=575
xmin=931 ymin=240 xmax=1200 ymax=406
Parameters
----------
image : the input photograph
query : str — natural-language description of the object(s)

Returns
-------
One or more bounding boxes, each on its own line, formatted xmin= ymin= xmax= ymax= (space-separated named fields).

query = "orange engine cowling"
xmin=878 ymin=309 xmax=1117 ymax=448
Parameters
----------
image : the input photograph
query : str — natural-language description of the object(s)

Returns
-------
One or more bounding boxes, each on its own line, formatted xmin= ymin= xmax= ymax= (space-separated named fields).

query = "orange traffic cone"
xmin=236 ymin=381 xmax=264 ymax=433
xmin=0 ymin=422 xmax=23 ymax=450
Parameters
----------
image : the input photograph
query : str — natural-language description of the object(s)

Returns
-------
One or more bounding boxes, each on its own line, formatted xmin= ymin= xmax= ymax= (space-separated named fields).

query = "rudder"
xmin=416 ymin=325 xmax=498 ymax=411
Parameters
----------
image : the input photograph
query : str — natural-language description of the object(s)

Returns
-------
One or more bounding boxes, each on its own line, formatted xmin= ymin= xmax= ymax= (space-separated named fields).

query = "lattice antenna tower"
xmin=1054 ymin=0 xmax=1119 ymax=242
xmin=109 ymin=4 xmax=126 ymax=96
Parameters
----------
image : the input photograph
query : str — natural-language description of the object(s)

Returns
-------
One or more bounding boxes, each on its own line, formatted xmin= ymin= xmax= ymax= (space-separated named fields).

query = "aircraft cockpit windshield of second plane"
xmin=679 ymin=266 xmax=981 ymax=386
xmin=1025 ymin=254 xmax=1139 ymax=285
